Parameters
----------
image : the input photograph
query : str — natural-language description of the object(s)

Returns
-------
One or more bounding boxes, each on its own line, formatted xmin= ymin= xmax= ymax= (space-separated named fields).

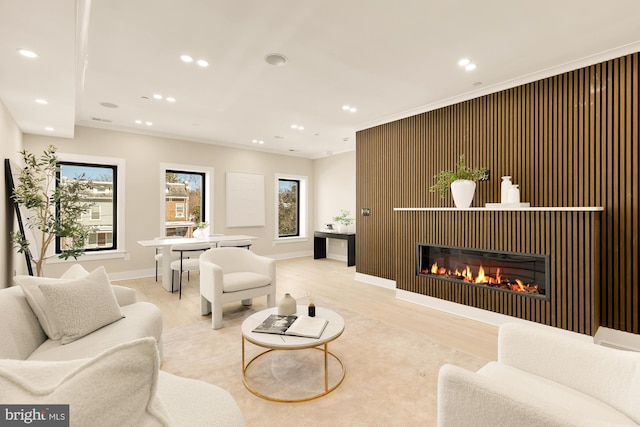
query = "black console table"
xmin=313 ymin=231 xmax=356 ymax=266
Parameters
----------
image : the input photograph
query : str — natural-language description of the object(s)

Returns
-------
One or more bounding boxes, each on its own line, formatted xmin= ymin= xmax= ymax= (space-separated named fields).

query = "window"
xmin=276 ymin=174 xmax=307 ymax=239
xmin=90 ymin=205 xmax=101 ymax=221
xmin=175 ymin=203 xmax=185 ymax=218
xmin=164 ymin=170 xmax=205 ymax=237
xmin=278 ymin=179 xmax=299 ymax=237
xmin=56 ymin=162 xmax=117 ymax=253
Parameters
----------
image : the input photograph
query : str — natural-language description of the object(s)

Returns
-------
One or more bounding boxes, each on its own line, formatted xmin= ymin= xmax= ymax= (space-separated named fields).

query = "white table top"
xmin=137 ymin=235 xmax=257 ymax=247
xmin=242 ymin=305 xmax=345 ymax=349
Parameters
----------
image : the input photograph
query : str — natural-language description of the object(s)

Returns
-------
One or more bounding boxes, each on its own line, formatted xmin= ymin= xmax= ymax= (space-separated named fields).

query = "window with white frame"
xmin=276 ymin=174 xmax=307 ymax=239
xmin=175 ymin=203 xmax=185 ymax=218
xmin=160 ymin=164 xmax=212 ymax=238
xmin=56 ymin=158 xmax=122 ymax=253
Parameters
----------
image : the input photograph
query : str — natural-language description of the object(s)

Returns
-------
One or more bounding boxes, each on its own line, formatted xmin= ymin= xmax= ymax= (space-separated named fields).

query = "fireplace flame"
xmin=426 ymin=262 xmax=539 ymax=295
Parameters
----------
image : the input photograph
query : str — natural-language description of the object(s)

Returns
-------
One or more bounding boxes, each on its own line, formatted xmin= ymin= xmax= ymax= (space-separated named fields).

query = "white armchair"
xmin=437 ymin=322 xmax=640 ymax=426
xmin=199 ymin=248 xmax=276 ymax=329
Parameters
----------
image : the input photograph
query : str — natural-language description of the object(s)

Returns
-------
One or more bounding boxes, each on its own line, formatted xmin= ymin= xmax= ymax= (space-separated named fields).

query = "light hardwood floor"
xmin=118 ymin=256 xmax=498 ymax=361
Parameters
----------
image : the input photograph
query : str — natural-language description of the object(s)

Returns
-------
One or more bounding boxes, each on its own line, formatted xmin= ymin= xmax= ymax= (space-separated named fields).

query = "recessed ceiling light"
xmin=465 ymin=63 xmax=477 ymax=71
xmin=180 ymin=55 xmax=193 ymax=63
xmin=153 ymin=94 xmax=163 ymax=100
xmin=44 ymin=126 xmax=54 ymax=131
xmin=252 ymin=139 xmax=264 ymax=145
xmin=145 ymin=121 xmax=153 ymax=126
xmin=166 ymin=97 xmax=176 ymax=103
xmin=135 ymin=120 xmax=142 ymax=124
xmin=291 ymin=124 xmax=304 ymax=130
xmin=196 ymin=59 xmax=209 ymax=67
xmin=18 ymin=48 xmax=38 ymax=58
xmin=265 ymin=53 xmax=288 ymax=66
xmin=458 ymin=58 xmax=471 ymax=67
xmin=342 ymin=104 xmax=357 ymax=113
xmin=35 ymin=98 xmax=48 ymax=105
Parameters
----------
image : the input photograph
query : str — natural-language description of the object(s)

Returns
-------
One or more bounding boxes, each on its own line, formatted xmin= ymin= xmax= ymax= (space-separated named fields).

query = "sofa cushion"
xmin=38 ymin=267 xmax=124 ymax=344
xmin=157 ymin=371 xmax=246 ymax=427
xmin=477 ymin=361 xmax=637 ymax=425
xmin=0 ymin=286 xmax=48 ymax=360
xmin=14 ymin=266 xmax=118 ymax=340
xmin=60 ymin=264 xmax=90 ymax=279
xmin=0 ymin=338 xmax=172 ymax=427
xmin=223 ymin=272 xmax=272 ymax=293
xmin=28 ymin=301 xmax=163 ymax=361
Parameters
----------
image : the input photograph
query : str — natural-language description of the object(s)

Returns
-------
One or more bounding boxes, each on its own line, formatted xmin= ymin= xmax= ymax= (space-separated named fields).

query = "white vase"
xmin=193 ymin=227 xmax=208 ymax=240
xmin=278 ymin=293 xmax=297 ymax=315
xmin=501 ymin=176 xmax=513 ymax=204
xmin=450 ymin=179 xmax=476 ymax=209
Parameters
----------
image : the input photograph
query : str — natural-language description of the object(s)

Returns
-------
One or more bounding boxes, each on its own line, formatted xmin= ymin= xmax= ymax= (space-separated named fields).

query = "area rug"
xmin=160 ymin=303 xmax=489 ymax=426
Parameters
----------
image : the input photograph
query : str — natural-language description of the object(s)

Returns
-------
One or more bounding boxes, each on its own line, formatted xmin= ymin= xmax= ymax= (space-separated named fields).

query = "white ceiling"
xmin=2 ymin=0 xmax=640 ymax=159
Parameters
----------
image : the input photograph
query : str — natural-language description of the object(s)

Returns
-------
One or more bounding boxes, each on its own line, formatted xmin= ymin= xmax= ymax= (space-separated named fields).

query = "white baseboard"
xmin=594 ymin=327 xmax=640 ymax=351
xmin=354 ymin=273 xmax=396 ymax=290
xmin=268 ymin=250 xmax=313 ymax=260
xmin=395 ymin=289 xmax=592 ymax=343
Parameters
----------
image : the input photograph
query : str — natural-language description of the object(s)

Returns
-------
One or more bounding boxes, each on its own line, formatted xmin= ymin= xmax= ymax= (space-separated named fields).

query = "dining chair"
xmin=154 ymin=235 xmax=182 ymax=282
xmin=216 ymin=239 xmax=252 ymax=249
xmin=170 ymin=242 xmax=211 ymax=299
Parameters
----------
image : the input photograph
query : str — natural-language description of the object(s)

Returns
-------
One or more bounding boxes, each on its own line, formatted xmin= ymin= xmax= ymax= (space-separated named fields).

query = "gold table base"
xmin=241 ymin=336 xmax=346 ymax=403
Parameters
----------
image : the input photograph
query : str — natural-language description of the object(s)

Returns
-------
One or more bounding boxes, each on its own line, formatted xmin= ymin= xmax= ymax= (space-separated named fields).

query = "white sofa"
xmin=437 ymin=322 xmax=640 ymax=427
xmin=0 ymin=267 xmax=245 ymax=427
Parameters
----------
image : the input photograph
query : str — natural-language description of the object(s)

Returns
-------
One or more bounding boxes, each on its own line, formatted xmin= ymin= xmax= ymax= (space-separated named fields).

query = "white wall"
xmin=24 ymin=127 xmax=355 ymax=277
xmin=0 ymin=99 xmax=24 ymax=287
xmin=23 ymin=126 xmax=320 ymax=278
xmin=313 ymin=151 xmax=356 ymax=260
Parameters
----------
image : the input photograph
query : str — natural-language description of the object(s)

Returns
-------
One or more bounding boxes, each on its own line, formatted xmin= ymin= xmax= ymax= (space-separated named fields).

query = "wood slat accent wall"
xmin=356 ymin=52 xmax=639 ymax=334
xmin=395 ymin=209 xmax=601 ymax=335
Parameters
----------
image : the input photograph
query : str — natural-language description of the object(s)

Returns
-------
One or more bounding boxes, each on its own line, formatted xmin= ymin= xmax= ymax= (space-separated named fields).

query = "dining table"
xmin=137 ymin=235 xmax=258 ymax=292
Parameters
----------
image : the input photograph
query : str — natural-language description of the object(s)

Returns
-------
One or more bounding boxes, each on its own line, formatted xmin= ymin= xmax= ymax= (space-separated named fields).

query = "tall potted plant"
xmin=429 ymin=155 xmax=488 ymax=208
xmin=11 ymin=145 xmax=94 ymax=276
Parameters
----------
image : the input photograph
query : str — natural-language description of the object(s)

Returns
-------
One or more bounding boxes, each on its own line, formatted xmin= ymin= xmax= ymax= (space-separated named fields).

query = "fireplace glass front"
xmin=417 ymin=244 xmax=549 ymax=300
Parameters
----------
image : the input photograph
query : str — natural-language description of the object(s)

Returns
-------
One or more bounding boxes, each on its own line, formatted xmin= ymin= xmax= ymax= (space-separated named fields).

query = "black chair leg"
xmin=179 ymin=258 xmax=184 ymax=299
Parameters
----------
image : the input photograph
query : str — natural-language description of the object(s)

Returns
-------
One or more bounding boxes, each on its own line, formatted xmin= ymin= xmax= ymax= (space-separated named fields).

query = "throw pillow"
xmin=60 ymin=264 xmax=90 ymax=279
xmin=38 ymin=267 xmax=124 ymax=344
xmin=0 ymin=338 xmax=172 ymax=427
xmin=15 ymin=264 xmax=92 ymax=340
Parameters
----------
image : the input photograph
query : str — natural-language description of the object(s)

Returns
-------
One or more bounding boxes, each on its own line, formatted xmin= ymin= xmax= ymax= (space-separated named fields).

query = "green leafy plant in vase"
xmin=429 ymin=155 xmax=488 ymax=208
xmin=332 ymin=210 xmax=354 ymax=232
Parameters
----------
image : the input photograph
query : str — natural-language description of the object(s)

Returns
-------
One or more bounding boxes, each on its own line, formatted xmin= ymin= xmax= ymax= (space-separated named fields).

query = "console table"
xmin=313 ymin=231 xmax=356 ymax=266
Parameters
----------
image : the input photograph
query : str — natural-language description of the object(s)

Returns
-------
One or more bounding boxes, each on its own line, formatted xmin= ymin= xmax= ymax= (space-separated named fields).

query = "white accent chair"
xmin=199 ymin=247 xmax=276 ymax=329
xmin=437 ymin=322 xmax=640 ymax=426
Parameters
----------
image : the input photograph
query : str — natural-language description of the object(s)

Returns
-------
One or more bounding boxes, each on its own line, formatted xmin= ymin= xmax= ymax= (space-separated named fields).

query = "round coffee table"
xmin=241 ymin=305 xmax=345 ymax=402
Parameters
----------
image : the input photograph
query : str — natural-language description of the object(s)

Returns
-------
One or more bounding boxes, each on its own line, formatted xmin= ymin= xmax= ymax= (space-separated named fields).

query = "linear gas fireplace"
xmin=417 ymin=244 xmax=550 ymax=300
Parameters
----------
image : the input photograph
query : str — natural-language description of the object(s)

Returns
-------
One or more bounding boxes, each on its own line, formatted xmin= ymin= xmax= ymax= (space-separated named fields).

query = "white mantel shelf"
xmin=394 ymin=207 xmax=604 ymax=212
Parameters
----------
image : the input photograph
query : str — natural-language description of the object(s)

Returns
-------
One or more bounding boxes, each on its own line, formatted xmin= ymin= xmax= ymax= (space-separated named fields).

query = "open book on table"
xmin=252 ymin=314 xmax=329 ymax=339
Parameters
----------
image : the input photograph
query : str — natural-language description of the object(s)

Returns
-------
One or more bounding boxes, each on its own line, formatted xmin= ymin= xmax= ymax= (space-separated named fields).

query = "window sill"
xmin=46 ymin=250 xmax=128 ymax=264
xmin=273 ymin=236 xmax=308 ymax=245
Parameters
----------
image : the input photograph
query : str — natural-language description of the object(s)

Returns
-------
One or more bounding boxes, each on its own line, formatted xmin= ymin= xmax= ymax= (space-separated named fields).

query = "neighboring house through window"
xmin=276 ymin=174 xmax=307 ymax=239
xmin=161 ymin=164 xmax=212 ymax=238
xmin=56 ymin=160 xmax=119 ymax=252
